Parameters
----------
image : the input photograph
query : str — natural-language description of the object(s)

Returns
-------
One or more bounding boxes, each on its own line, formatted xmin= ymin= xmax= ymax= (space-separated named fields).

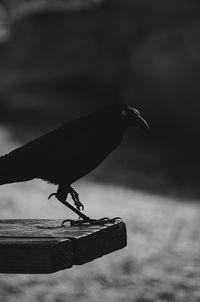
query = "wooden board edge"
xmin=71 ymin=221 xmax=127 ymax=265
xmin=51 ymin=239 xmax=73 ymax=273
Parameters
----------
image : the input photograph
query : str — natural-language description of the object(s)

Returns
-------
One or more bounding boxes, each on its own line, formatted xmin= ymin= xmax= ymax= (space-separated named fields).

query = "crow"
xmin=0 ymin=104 xmax=149 ymax=225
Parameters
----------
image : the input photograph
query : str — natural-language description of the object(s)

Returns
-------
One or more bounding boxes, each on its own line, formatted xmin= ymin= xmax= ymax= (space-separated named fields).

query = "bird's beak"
xmin=137 ymin=115 xmax=149 ymax=131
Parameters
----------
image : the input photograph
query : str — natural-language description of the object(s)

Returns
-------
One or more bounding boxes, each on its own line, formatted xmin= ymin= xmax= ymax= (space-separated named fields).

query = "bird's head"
xmin=120 ymin=106 xmax=149 ymax=131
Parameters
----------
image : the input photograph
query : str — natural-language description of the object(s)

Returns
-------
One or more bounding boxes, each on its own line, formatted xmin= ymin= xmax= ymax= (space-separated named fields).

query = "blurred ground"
xmin=0 ymin=171 xmax=200 ymax=302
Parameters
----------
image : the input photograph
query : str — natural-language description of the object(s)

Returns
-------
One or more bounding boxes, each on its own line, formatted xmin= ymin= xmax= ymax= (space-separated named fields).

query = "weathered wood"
xmin=0 ymin=219 xmax=127 ymax=273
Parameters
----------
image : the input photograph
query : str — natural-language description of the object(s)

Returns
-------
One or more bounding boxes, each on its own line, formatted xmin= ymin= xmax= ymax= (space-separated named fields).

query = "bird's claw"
xmin=69 ymin=187 xmax=84 ymax=211
xmin=48 ymin=193 xmax=57 ymax=200
xmin=74 ymin=200 xmax=84 ymax=211
xmin=61 ymin=217 xmax=121 ymax=226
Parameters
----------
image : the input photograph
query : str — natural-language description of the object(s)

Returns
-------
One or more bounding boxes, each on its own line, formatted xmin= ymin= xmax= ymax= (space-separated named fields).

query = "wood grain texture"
xmin=0 ymin=219 xmax=127 ymax=273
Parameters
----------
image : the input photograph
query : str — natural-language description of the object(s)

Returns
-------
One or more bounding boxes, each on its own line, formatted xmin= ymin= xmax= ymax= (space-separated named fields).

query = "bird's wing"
xmin=6 ymin=112 xmax=107 ymax=176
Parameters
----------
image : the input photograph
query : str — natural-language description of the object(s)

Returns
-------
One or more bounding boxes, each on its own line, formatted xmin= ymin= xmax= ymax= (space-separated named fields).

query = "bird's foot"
xmin=61 ymin=217 xmax=121 ymax=226
xmin=68 ymin=186 xmax=84 ymax=211
xmin=48 ymin=189 xmax=90 ymax=221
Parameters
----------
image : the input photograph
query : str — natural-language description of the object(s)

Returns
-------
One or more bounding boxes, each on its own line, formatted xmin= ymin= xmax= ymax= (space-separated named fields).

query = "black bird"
xmin=0 ymin=104 xmax=149 ymax=225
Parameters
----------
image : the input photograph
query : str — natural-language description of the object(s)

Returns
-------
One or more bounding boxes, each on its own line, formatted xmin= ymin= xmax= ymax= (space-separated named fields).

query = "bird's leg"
xmin=49 ymin=184 xmax=121 ymax=226
xmin=48 ymin=184 xmax=91 ymax=223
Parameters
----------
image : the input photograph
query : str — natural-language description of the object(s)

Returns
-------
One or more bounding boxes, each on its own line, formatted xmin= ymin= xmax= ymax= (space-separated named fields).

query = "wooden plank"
xmin=0 ymin=238 xmax=73 ymax=274
xmin=71 ymin=221 xmax=127 ymax=265
xmin=0 ymin=219 xmax=127 ymax=273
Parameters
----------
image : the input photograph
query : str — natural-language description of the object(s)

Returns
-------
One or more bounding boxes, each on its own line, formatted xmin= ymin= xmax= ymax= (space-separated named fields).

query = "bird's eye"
xmin=122 ymin=110 xmax=127 ymax=117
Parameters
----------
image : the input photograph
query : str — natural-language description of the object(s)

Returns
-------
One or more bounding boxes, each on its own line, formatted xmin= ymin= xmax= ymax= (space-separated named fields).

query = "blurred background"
xmin=0 ymin=0 xmax=200 ymax=301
